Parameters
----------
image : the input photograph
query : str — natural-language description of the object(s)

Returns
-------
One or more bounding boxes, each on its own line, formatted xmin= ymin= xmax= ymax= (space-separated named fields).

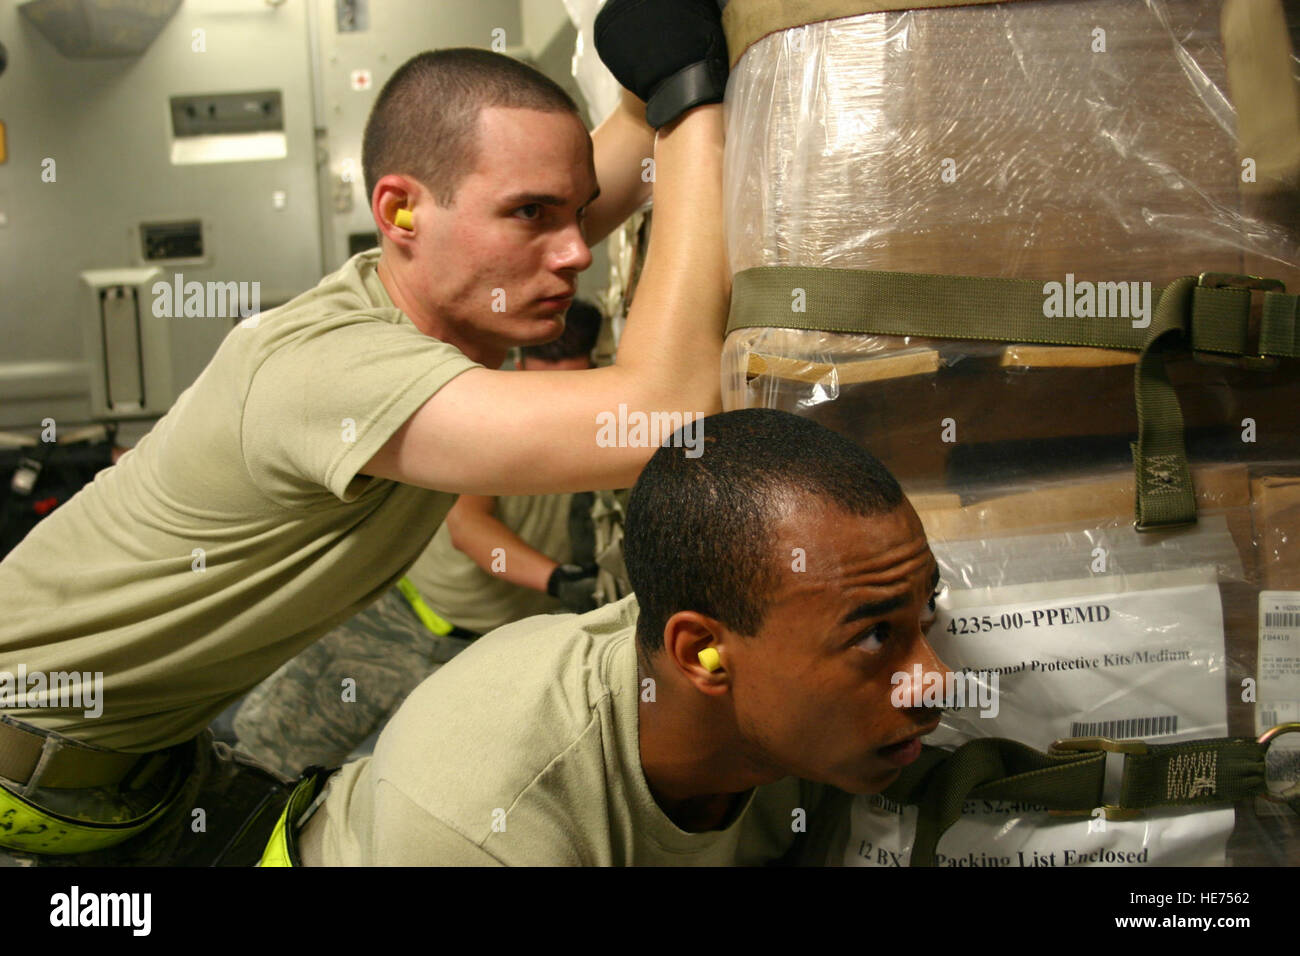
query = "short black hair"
xmin=521 ymin=298 xmax=603 ymax=362
xmin=624 ymin=408 xmax=906 ymax=655
xmin=363 ymin=48 xmax=582 ymax=207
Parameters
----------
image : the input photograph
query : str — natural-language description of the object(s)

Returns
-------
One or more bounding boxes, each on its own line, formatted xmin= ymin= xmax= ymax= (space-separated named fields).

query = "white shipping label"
xmin=841 ymin=567 xmax=1232 ymax=866
xmin=1258 ymin=591 xmax=1300 ymax=795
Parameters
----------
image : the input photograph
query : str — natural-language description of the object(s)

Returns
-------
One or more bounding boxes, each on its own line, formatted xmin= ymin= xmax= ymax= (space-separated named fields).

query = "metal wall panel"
xmin=0 ymin=0 xmax=323 ymax=429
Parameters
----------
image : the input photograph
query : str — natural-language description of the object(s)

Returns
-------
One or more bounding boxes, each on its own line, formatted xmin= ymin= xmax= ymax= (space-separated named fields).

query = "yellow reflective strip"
xmin=0 ymin=781 xmax=172 ymax=855
xmin=258 ymin=801 xmax=294 ymax=867
xmin=395 ymin=576 xmax=455 ymax=635
xmin=259 ymin=772 xmax=327 ymax=867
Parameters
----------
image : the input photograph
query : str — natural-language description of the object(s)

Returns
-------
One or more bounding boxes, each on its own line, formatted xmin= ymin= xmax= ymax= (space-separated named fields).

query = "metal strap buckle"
xmin=1194 ymin=272 xmax=1286 ymax=369
xmin=1047 ymin=735 xmax=1147 ymax=820
xmin=1258 ymin=722 xmax=1300 ymax=804
xmin=1198 ymin=272 xmax=1287 ymax=294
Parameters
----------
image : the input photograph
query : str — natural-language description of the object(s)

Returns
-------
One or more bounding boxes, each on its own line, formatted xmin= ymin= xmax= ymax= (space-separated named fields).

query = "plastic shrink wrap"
xmin=720 ymin=0 xmax=1300 ymax=864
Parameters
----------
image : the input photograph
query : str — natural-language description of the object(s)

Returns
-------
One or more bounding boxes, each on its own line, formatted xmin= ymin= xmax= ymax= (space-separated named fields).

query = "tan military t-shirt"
xmin=303 ymin=595 xmax=826 ymax=865
xmin=405 ymin=493 xmax=573 ymax=634
xmin=0 ymin=250 xmax=481 ymax=752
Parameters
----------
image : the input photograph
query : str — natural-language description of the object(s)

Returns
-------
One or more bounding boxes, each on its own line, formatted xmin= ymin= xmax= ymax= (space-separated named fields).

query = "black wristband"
xmin=645 ymin=58 xmax=728 ymax=129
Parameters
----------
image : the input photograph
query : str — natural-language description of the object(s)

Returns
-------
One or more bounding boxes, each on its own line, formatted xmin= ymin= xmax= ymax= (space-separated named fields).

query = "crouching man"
xmin=273 ymin=408 xmax=948 ymax=866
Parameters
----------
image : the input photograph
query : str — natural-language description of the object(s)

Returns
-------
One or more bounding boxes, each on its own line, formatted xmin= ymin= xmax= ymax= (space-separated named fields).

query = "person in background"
xmin=232 ymin=299 xmax=617 ymax=777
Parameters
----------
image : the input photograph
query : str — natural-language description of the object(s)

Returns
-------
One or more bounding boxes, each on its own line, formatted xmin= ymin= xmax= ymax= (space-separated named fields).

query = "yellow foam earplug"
xmin=698 ymin=647 xmax=721 ymax=672
xmin=394 ymin=208 xmax=413 ymax=229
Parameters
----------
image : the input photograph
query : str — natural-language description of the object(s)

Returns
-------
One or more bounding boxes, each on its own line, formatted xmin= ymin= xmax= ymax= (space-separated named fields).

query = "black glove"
xmin=594 ymin=0 xmax=729 ymax=129
xmin=547 ymin=563 xmax=600 ymax=614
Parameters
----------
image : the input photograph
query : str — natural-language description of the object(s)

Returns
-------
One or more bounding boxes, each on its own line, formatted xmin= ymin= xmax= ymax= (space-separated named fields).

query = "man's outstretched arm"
xmin=363 ymin=0 xmax=731 ymax=497
xmin=582 ymin=88 xmax=655 ymax=248
xmin=362 ymin=100 xmax=726 ymax=496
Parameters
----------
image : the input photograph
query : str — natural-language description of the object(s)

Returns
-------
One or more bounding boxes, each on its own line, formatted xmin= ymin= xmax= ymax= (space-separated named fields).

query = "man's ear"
xmin=373 ymin=175 xmax=420 ymax=244
xmin=662 ymin=610 xmax=731 ymax=696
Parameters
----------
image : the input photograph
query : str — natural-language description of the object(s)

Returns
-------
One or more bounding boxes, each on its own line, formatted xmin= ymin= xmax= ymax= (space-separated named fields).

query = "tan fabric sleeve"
xmin=241 ymin=317 xmax=481 ymax=505
xmin=369 ymin=780 xmax=506 ymax=866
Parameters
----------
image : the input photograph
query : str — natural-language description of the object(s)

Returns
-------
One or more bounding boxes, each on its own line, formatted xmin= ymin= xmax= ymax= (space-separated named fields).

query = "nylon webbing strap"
xmin=883 ymin=736 xmax=1270 ymax=867
xmin=1221 ymin=0 xmax=1300 ymax=193
xmin=728 ymin=267 xmax=1153 ymax=348
xmin=1114 ymin=738 xmax=1265 ymax=810
xmin=1132 ymin=276 xmax=1196 ymax=529
xmin=0 ymin=718 xmax=145 ymax=790
xmin=1188 ymin=286 xmax=1250 ymax=353
xmin=1263 ymin=288 xmax=1300 ymax=355
xmin=720 ymin=0 xmax=1033 ymax=69
xmin=727 ymin=267 xmax=1300 ymax=528
xmin=726 ymin=267 xmax=1300 ymax=358
xmin=883 ymin=739 xmax=1104 ymax=868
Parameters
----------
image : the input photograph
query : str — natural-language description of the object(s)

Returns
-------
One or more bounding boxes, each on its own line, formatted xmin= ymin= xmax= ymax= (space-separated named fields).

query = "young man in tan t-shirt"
xmin=0 ymin=1 xmax=730 ymax=865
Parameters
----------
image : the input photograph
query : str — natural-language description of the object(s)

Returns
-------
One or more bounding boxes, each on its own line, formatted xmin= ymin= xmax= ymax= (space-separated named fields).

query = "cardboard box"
xmin=1252 ymin=475 xmax=1300 ymax=590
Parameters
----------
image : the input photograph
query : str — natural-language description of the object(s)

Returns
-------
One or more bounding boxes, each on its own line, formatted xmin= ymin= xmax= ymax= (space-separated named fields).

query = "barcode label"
xmin=1069 ymin=715 xmax=1178 ymax=738
xmin=1259 ymin=592 xmax=1300 ymax=744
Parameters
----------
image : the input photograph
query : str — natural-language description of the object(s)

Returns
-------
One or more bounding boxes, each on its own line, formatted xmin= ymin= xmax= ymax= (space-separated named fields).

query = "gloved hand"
xmin=594 ymin=0 xmax=729 ymax=129
xmin=547 ymin=562 xmax=600 ymax=614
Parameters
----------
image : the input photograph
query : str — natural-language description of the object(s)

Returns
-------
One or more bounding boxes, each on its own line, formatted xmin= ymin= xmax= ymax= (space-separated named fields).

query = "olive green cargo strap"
xmin=725 ymin=268 xmax=1300 ymax=359
xmin=882 ymin=729 xmax=1300 ymax=867
xmin=720 ymin=0 xmax=1030 ymax=69
xmin=727 ymin=267 xmax=1299 ymax=529
xmin=1222 ymin=0 xmax=1300 ymax=195
xmin=1133 ymin=277 xmax=1195 ymax=530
